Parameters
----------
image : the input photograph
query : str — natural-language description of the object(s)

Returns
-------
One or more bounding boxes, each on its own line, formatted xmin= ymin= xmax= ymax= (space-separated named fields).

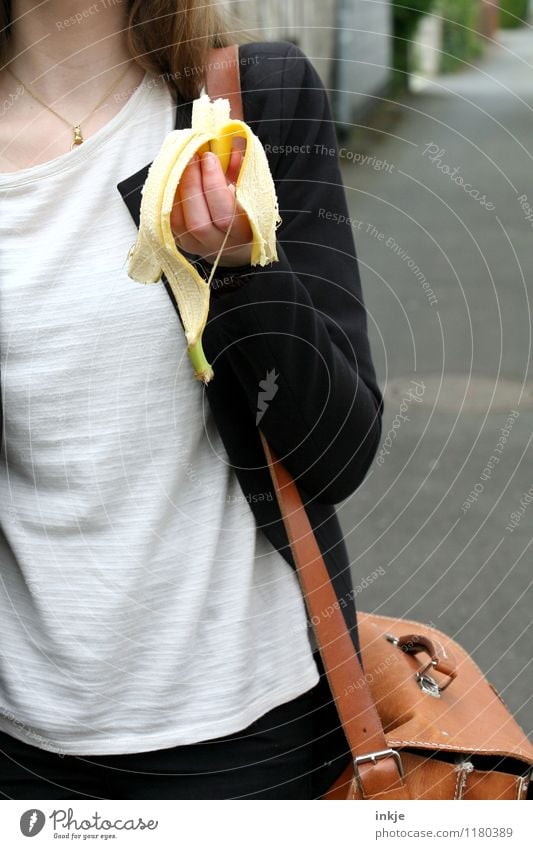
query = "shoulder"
xmin=238 ymin=40 xmax=324 ymax=94
xmin=236 ymin=41 xmax=331 ymax=142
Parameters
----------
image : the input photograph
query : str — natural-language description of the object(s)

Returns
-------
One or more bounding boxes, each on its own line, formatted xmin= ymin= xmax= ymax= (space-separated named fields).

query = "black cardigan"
xmin=118 ymin=42 xmax=383 ymax=662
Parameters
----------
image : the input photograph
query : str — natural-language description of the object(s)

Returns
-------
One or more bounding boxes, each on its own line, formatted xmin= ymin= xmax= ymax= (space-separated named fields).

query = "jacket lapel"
xmin=116 ymin=162 xmax=150 ymax=228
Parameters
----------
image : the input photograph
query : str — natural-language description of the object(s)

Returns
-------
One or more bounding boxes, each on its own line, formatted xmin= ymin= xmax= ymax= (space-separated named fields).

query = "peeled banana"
xmin=127 ymin=94 xmax=281 ymax=384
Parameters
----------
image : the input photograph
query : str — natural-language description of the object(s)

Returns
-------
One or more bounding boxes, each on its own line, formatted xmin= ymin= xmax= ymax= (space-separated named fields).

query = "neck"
xmin=8 ymin=0 xmax=132 ymax=97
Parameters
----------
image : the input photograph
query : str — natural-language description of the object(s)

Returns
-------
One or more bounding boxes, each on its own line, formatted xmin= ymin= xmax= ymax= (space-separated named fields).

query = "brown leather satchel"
xmin=207 ymin=45 xmax=533 ymax=801
xmin=259 ymin=431 xmax=533 ymax=800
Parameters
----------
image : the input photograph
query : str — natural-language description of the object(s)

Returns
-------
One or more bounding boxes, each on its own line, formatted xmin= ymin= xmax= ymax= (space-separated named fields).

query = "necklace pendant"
xmin=71 ymin=124 xmax=83 ymax=149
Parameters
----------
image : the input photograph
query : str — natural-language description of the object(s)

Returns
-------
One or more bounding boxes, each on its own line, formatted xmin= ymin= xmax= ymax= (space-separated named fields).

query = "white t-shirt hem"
xmin=0 ymin=663 xmax=321 ymax=756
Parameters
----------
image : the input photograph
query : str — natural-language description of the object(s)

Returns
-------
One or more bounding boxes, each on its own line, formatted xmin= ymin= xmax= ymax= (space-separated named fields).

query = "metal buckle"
xmin=417 ymin=658 xmax=454 ymax=697
xmin=353 ymin=748 xmax=404 ymax=795
xmin=417 ymin=672 xmax=441 ymax=697
xmin=517 ymin=766 xmax=533 ymax=800
xmin=387 ymin=634 xmax=452 ymax=698
xmin=417 ymin=659 xmax=441 ymax=698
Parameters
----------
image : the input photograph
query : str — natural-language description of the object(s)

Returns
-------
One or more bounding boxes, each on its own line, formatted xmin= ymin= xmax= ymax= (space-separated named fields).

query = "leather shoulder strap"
xmin=258 ymin=432 xmax=409 ymax=799
xmin=206 ymin=45 xmax=244 ymax=121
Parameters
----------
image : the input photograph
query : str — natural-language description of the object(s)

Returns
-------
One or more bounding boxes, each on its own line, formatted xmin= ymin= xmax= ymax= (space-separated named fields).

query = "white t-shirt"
xmin=0 ymin=71 xmax=319 ymax=755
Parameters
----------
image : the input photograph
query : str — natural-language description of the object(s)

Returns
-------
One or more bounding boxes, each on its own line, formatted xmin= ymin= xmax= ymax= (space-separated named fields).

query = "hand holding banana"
xmin=170 ymin=140 xmax=253 ymax=267
xmin=127 ymin=95 xmax=281 ymax=384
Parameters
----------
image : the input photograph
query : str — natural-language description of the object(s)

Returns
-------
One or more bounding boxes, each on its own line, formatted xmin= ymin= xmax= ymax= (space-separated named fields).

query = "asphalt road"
xmin=336 ymin=24 xmax=533 ymax=739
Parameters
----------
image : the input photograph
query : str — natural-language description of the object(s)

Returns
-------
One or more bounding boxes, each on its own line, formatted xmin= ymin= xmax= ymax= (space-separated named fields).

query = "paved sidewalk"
xmin=337 ymin=23 xmax=533 ymax=737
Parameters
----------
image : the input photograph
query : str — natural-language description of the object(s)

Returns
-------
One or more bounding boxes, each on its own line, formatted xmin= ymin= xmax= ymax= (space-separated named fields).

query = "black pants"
xmin=0 ymin=652 xmax=351 ymax=800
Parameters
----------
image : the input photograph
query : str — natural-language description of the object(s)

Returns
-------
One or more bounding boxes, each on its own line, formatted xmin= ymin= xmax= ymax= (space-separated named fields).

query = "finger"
xmin=224 ymin=183 xmax=253 ymax=247
xmin=175 ymin=231 xmax=215 ymax=257
xmin=170 ymin=154 xmax=199 ymax=243
xmin=201 ymin=152 xmax=243 ymax=232
xmin=179 ymin=153 xmax=222 ymax=249
xmin=177 ymin=228 xmax=251 ymax=264
xmin=225 ymin=139 xmax=246 ymax=185
xmin=172 ymin=183 xmax=244 ymax=257
xmin=182 ymin=189 xmax=251 ymax=261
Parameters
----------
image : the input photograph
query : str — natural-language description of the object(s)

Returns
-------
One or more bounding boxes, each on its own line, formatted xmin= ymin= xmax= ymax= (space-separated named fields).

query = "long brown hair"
xmin=0 ymin=1 xmax=235 ymax=100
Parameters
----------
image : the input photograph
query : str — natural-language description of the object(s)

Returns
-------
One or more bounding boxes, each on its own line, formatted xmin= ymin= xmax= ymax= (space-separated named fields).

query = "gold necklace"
xmin=6 ymin=62 xmax=134 ymax=150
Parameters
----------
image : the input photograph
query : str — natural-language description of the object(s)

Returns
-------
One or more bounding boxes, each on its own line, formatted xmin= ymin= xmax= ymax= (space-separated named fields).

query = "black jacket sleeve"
xmin=202 ymin=42 xmax=384 ymax=505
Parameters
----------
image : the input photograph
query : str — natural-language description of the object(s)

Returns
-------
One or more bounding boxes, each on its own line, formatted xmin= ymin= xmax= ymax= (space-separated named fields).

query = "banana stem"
xmin=187 ymin=337 xmax=214 ymax=384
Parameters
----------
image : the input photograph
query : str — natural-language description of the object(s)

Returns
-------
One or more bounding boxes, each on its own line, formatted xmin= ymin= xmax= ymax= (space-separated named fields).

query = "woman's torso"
xmin=0 ymin=69 xmax=319 ymax=755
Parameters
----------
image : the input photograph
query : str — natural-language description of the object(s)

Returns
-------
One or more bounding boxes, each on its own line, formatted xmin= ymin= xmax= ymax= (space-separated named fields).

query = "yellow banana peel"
xmin=126 ymin=95 xmax=281 ymax=383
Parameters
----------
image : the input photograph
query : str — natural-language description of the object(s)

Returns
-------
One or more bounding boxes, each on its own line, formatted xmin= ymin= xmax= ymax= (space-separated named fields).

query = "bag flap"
xmin=357 ymin=612 xmax=533 ymax=767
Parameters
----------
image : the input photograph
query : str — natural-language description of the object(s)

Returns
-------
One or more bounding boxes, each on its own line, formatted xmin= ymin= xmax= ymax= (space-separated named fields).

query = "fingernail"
xmin=202 ymin=152 xmax=216 ymax=169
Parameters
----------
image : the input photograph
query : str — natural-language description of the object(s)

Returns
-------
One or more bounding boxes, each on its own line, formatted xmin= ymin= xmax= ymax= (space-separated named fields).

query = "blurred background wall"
xmin=222 ymin=2 xmax=530 ymax=126
xmin=223 ymin=0 xmax=392 ymax=125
